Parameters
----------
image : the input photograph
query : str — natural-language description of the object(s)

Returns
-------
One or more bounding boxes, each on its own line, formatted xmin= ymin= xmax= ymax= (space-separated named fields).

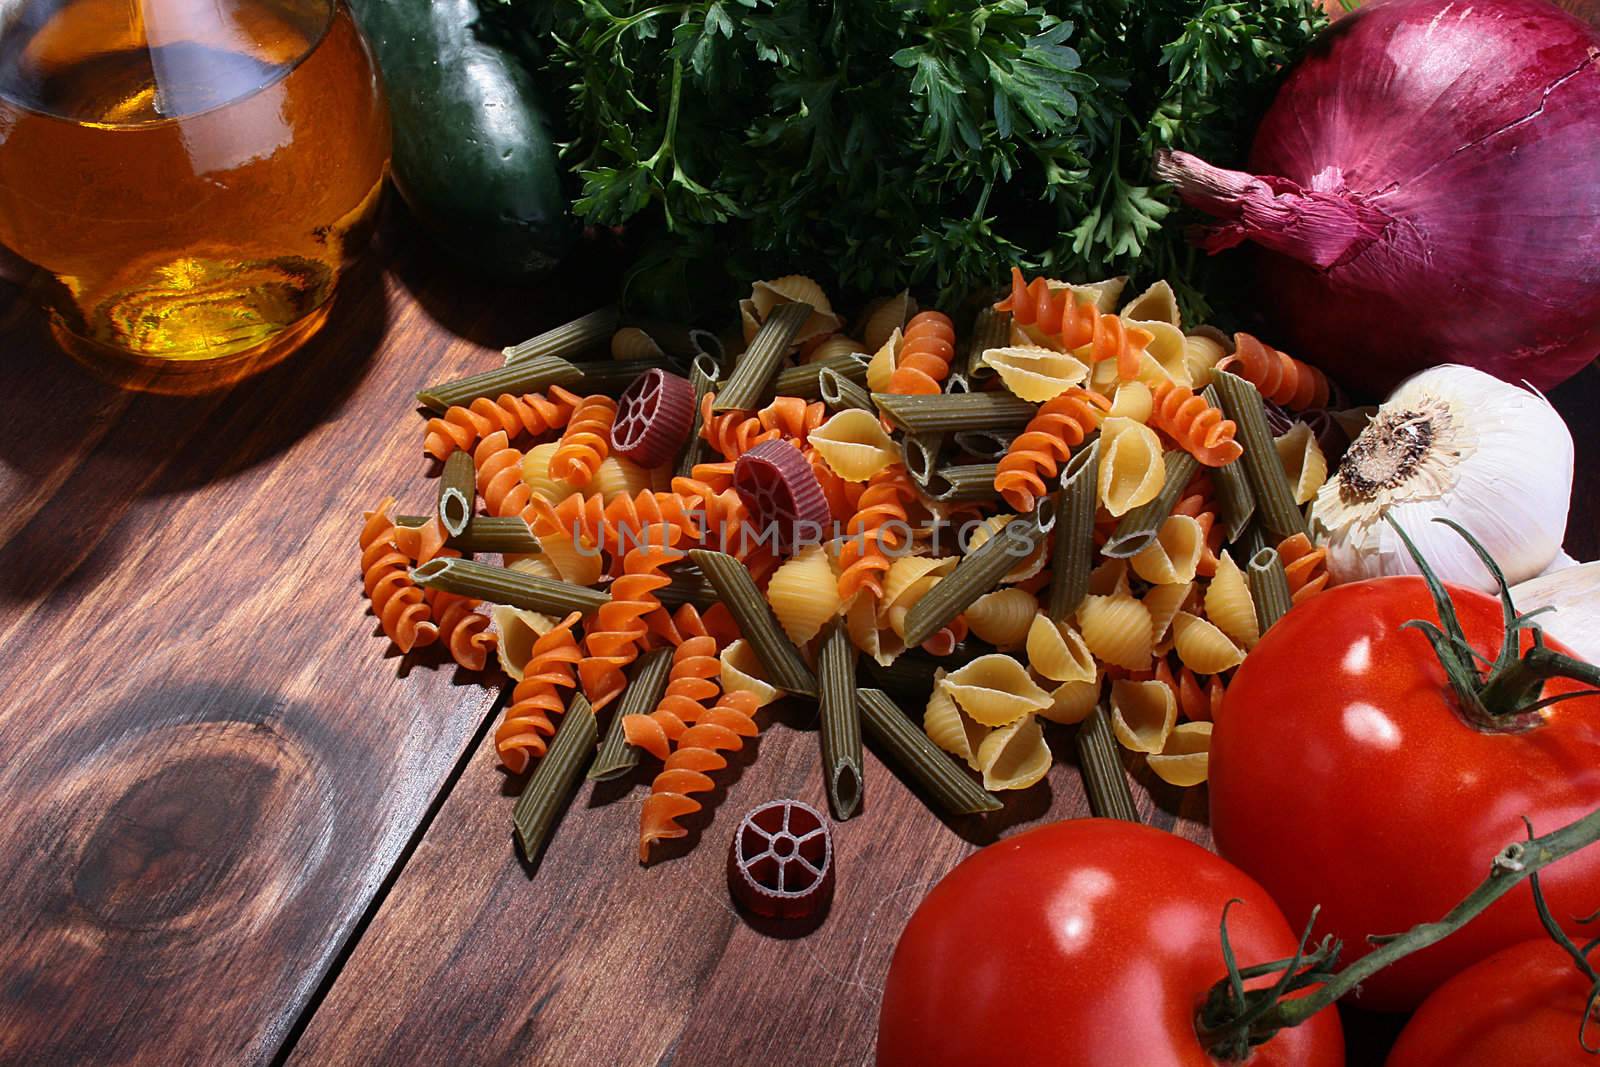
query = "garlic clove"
xmin=1309 ymin=365 xmax=1572 ymax=592
xmin=1509 ymin=561 xmax=1600 ymax=663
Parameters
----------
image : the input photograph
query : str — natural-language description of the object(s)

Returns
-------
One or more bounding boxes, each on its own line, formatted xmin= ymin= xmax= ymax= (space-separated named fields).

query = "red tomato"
xmin=1387 ymin=939 xmax=1598 ymax=1065
xmin=1210 ymin=577 xmax=1600 ymax=1012
xmin=875 ymin=819 xmax=1344 ymax=1067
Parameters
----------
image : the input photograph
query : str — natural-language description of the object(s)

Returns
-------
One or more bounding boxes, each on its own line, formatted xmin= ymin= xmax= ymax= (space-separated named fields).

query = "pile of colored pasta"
xmin=358 ymin=271 xmax=1360 ymax=863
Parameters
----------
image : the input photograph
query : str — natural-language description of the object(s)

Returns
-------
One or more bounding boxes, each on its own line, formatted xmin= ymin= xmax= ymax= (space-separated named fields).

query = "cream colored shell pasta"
xmin=1130 ymin=320 xmax=1193 ymax=388
xmin=808 ymin=409 xmax=900 ymax=482
xmin=845 ymin=590 xmax=902 ymax=667
xmin=1025 ymin=614 xmax=1096 ymax=683
xmin=862 ymin=290 xmax=916 ymax=352
xmin=976 ymin=714 xmax=1052 ymax=791
xmin=1110 ymin=678 xmax=1177 ymax=754
xmin=590 ymin=454 xmax=657 ymax=501
xmin=866 ymin=327 xmax=901 ymax=392
xmin=1204 ymin=552 xmax=1259 ymax=650
xmin=1077 ymin=593 xmax=1153 ymax=671
xmin=807 ymin=334 xmax=868 ymax=364
xmin=1087 ymin=557 xmax=1132 ymax=598
xmin=1182 ymin=330 xmax=1228 ymax=383
xmin=742 ymin=274 xmax=843 ymax=344
xmin=1171 ymin=611 xmax=1246 ymax=674
xmin=489 ymin=603 xmax=556 ymax=681
xmin=940 ymin=654 xmax=1052 ymax=727
xmin=766 ymin=544 xmax=841 ymax=646
xmin=1147 ymin=721 xmax=1213 ymax=787
xmin=1142 ymin=581 xmax=1194 ymax=644
xmin=1108 ymin=380 xmax=1154 ymax=422
xmin=980 ymin=345 xmax=1090 ymax=402
xmin=965 ymin=588 xmax=1039 ymax=648
xmin=525 ymin=530 xmax=602 ymax=587
xmin=1097 ymin=417 xmax=1166 ymax=517
xmin=1130 ymin=514 xmax=1205 ymax=585
xmin=610 ymin=326 xmax=665 ymax=360
xmin=923 ymin=670 xmax=990 ymax=772
xmin=1275 ymin=422 xmax=1330 ymax=506
xmin=1120 ymin=279 xmax=1181 ymax=327
xmin=720 ymin=639 xmax=782 ymax=708
xmin=1040 ymin=676 xmax=1101 ymax=725
xmin=520 ymin=441 xmax=566 ymax=502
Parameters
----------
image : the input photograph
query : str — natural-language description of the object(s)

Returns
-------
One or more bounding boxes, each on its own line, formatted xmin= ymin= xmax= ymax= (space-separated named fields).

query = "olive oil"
xmin=0 ymin=0 xmax=388 ymax=388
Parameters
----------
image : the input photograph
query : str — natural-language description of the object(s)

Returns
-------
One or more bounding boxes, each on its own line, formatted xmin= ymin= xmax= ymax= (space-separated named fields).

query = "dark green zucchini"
xmin=349 ymin=0 xmax=572 ymax=275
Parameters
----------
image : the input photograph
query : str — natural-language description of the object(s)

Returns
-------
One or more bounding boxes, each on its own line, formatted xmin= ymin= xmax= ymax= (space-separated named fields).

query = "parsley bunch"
xmin=510 ymin=0 xmax=1326 ymax=319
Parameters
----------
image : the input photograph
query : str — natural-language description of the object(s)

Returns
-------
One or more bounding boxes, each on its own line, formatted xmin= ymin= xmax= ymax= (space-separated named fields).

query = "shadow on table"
xmin=0 ymin=254 xmax=388 ymax=603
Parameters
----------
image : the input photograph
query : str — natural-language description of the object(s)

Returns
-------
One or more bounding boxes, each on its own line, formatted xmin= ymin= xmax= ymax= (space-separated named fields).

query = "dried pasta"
xmin=887 ymin=310 xmax=956 ymax=395
xmin=1097 ymin=417 xmax=1166 ymax=517
xmin=1040 ymin=676 xmax=1101 ymax=725
xmin=1120 ymin=279 xmax=1180 ymax=327
xmin=1025 ymin=614 xmax=1096 ymax=683
xmin=975 ymin=714 xmax=1051 ymax=791
xmin=549 ymin=394 xmax=617 ymax=487
xmin=996 ymin=268 xmax=1153 ymax=380
xmin=1148 ymin=381 xmax=1242 ymax=467
xmin=964 ymin=588 xmax=1038 ymax=648
xmin=923 ymin=670 xmax=989 ymax=770
xmin=580 ymin=522 xmax=684 ymax=711
xmin=939 ymin=654 xmax=1051 ymax=727
xmin=1142 ymin=581 xmax=1194 ymax=644
xmin=1110 ymin=678 xmax=1177 ymax=753
xmin=1129 ymin=514 xmax=1205 ymax=585
xmin=1078 ymin=593 xmax=1153 ymax=671
xmin=474 ymin=430 xmax=534 ymax=518
xmin=837 ymin=465 xmax=916 ymax=604
xmin=423 ymin=385 xmax=581 ymax=462
xmin=429 ymin=590 xmax=496 ymax=672
xmin=994 ymin=387 xmax=1110 ymax=513
xmin=980 ymin=344 xmax=1090 ymax=403
xmin=1171 ymin=611 xmax=1245 ymax=674
xmin=1278 ymin=532 xmax=1331 ymax=603
xmin=1108 ymin=380 xmax=1153 ymax=422
xmin=807 ymin=409 xmax=899 ymax=482
xmin=360 ymin=498 xmax=437 ymax=653
xmin=496 ymin=611 xmax=582 ymax=773
xmin=746 ymin=273 xmax=842 ymax=344
xmin=862 ymin=290 xmax=915 ymax=351
xmin=1147 ymin=721 xmax=1213 ymax=787
xmin=610 ymin=326 xmax=664 ymax=361
xmin=1274 ymin=422 xmax=1329 ymax=506
xmin=1221 ymin=332 xmax=1331 ymax=411
xmin=766 ymin=544 xmax=842 ymax=647
xmin=638 ymin=689 xmax=761 ymax=862
xmin=720 ymin=639 xmax=782 ymax=707
xmin=1204 ymin=551 xmax=1259 ymax=650
xmin=520 ymin=441 xmax=566 ymax=503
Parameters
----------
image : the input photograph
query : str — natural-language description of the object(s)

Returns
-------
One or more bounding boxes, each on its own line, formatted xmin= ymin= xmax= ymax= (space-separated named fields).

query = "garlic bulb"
xmin=1509 ymin=562 xmax=1600 ymax=663
xmin=1308 ymin=365 xmax=1572 ymax=591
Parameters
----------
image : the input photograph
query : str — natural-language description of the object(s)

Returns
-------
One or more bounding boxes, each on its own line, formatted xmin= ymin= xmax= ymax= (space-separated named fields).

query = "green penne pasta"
xmin=873 ymin=392 xmax=1034 ymax=435
xmin=860 ymin=648 xmax=986 ymax=702
xmin=950 ymin=429 xmax=1017 ymax=460
xmin=713 ymin=302 xmax=812 ymax=412
xmin=915 ymin=463 xmax=1001 ymax=503
xmin=818 ymin=365 xmax=875 ymax=412
xmin=588 ymin=649 xmax=674 ymax=781
xmin=502 ymin=305 xmax=620 ymax=363
xmin=654 ymin=563 xmax=721 ymax=610
xmin=964 ymin=305 xmax=1010 ymax=380
xmin=899 ymin=372 xmax=968 ymax=481
xmin=1212 ymin=371 xmax=1307 ymax=539
xmin=416 ymin=354 xmax=584 ymax=414
xmin=687 ymin=549 xmax=817 ymax=695
xmin=437 ymin=451 xmax=475 ymax=538
xmin=513 ymin=693 xmax=598 ymax=859
xmin=568 ymin=358 xmax=676 ymax=394
xmin=674 ymin=353 xmax=722 ymax=479
xmin=1101 ymin=450 xmax=1200 ymax=559
xmin=901 ymin=508 xmax=1056 ymax=648
xmin=818 ymin=620 xmax=863 ymax=820
xmin=1248 ymin=547 xmax=1295 ymax=634
xmin=1238 ymin=520 xmax=1271 ymax=561
xmin=397 ymin=515 xmax=542 ymax=555
xmin=411 ymin=557 xmax=609 ymax=615
xmin=775 ymin=351 xmax=871 ymax=401
xmin=1046 ymin=440 xmax=1101 ymax=621
xmin=857 ymin=688 xmax=1003 ymax=817
xmin=1202 ymin=384 xmax=1258 ymax=542
xmin=1075 ymin=705 xmax=1139 ymax=822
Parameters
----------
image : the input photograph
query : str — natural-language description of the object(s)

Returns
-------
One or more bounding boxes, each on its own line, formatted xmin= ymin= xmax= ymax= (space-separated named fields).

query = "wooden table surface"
xmin=1 ymin=210 xmax=1597 ymax=1066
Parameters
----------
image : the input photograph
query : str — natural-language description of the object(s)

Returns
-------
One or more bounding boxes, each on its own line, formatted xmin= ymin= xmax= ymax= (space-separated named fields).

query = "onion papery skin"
xmin=1163 ymin=0 xmax=1600 ymax=396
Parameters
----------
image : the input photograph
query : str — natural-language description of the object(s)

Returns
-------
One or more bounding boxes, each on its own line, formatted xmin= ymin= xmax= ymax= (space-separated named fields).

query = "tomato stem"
xmin=1385 ymin=516 xmax=1600 ymax=729
xmin=1196 ymin=801 xmax=1600 ymax=1058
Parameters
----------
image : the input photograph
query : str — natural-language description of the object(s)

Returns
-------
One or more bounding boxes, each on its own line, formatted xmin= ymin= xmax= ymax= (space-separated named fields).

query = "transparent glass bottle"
xmin=0 ymin=0 xmax=390 ymax=392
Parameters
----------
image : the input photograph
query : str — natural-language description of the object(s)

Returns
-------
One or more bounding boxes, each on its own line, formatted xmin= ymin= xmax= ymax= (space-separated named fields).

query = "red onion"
xmin=1155 ymin=0 xmax=1600 ymax=395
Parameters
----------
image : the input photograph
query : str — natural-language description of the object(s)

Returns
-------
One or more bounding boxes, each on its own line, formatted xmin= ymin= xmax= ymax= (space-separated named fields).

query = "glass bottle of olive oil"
xmin=0 ymin=0 xmax=389 ymax=391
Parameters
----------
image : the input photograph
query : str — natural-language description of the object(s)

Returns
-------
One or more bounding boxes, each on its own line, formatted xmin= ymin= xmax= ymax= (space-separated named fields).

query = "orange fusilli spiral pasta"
xmin=428 ymin=590 xmax=496 ymax=672
xmin=496 ymin=611 xmax=582 ymax=773
xmin=807 ymin=444 xmax=866 ymax=524
xmin=525 ymin=492 xmax=607 ymax=550
xmin=390 ymin=515 xmax=453 ymax=565
xmin=359 ymin=498 xmax=437 ymax=653
xmin=700 ymin=393 xmax=780 ymax=460
xmin=1149 ymin=381 xmax=1243 ymax=467
xmin=1221 ymin=333 xmax=1331 ymax=411
xmin=422 ymin=385 xmax=582 ymax=461
xmin=579 ymin=523 xmax=685 ymax=711
xmin=1172 ymin=475 xmax=1223 ymax=578
xmin=670 ymin=477 xmax=780 ymax=585
xmin=474 ymin=430 xmax=533 ymax=517
xmin=638 ymin=689 xmax=761 ymax=862
xmin=1278 ymin=532 xmax=1330 ymax=603
xmin=995 ymin=387 xmax=1111 ymax=513
xmin=604 ymin=490 xmax=706 ymax=546
xmin=886 ymin=310 xmax=956 ymax=395
xmin=1146 ymin=657 xmax=1224 ymax=723
xmin=549 ymin=394 xmax=617 ymax=486
xmin=757 ymin=396 xmax=827 ymax=444
xmin=625 ymin=632 xmax=721 ymax=760
xmin=837 ymin=466 xmax=916 ymax=603
xmin=996 ymin=268 xmax=1152 ymax=380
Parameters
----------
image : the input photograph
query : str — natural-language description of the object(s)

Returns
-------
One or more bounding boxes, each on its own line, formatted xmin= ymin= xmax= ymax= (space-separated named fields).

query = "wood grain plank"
xmin=290 ymin=372 xmax=1597 ymax=1066
xmin=0 ymin=227 xmax=598 ymax=1065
